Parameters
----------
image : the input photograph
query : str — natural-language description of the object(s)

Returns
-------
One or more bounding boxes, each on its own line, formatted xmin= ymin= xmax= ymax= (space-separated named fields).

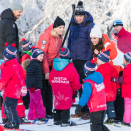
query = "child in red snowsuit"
xmin=1 ymin=38 xmax=33 ymax=124
xmin=0 ymin=43 xmax=25 ymax=129
xmin=112 ymin=52 xmax=131 ymax=126
xmin=96 ymin=50 xmax=119 ymax=123
xmin=49 ymin=47 xmax=81 ymax=126
xmin=20 ymin=38 xmax=33 ymax=109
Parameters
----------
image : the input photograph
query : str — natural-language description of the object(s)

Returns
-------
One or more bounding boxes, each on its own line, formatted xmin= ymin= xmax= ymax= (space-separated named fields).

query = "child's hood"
xmin=22 ymin=59 xmax=31 ymax=71
xmin=84 ymin=72 xmax=103 ymax=84
xmin=53 ymin=58 xmax=71 ymax=71
xmin=97 ymin=63 xmax=112 ymax=75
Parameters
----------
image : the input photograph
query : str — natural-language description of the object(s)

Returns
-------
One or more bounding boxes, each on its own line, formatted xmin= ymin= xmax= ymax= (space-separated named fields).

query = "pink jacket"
xmin=49 ymin=58 xmax=81 ymax=110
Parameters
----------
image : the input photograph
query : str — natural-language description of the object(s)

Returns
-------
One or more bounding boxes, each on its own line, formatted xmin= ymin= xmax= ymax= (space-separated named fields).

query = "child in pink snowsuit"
xmin=49 ymin=47 xmax=81 ymax=126
xmin=112 ymin=52 xmax=131 ymax=126
xmin=24 ymin=47 xmax=46 ymax=121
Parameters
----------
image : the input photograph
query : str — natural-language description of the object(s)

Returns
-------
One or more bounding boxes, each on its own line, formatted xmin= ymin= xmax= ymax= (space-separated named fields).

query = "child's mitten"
xmin=30 ymin=87 xmax=36 ymax=93
xmin=21 ymin=86 xmax=27 ymax=96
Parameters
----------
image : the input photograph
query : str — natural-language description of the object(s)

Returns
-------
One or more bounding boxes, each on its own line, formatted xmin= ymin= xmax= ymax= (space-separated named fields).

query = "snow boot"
xmin=113 ymin=118 xmax=122 ymax=123
xmin=71 ymin=112 xmax=85 ymax=118
xmin=105 ymin=118 xmax=120 ymax=124
xmin=20 ymin=117 xmax=30 ymax=123
xmin=38 ymin=118 xmax=47 ymax=122
xmin=54 ymin=121 xmax=61 ymax=125
xmin=82 ymin=113 xmax=90 ymax=120
xmin=121 ymin=121 xmax=130 ymax=126
xmin=61 ymin=121 xmax=76 ymax=127
xmin=4 ymin=123 xmax=19 ymax=129
xmin=46 ymin=114 xmax=54 ymax=119
xmin=2 ymin=118 xmax=8 ymax=123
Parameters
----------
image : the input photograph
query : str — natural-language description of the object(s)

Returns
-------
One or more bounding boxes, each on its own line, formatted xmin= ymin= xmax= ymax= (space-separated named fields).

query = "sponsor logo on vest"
xmin=95 ymin=83 xmax=105 ymax=92
xmin=52 ymin=77 xmax=69 ymax=84
xmin=97 ymin=104 xmax=106 ymax=108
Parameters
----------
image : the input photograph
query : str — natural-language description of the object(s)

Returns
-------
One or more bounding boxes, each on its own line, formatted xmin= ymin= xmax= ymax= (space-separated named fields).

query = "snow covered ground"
xmin=0 ymin=107 xmax=130 ymax=131
xmin=0 ymin=0 xmax=131 ymax=130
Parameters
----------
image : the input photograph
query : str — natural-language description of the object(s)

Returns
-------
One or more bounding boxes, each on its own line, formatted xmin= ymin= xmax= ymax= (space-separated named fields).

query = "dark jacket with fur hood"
xmin=22 ymin=59 xmax=43 ymax=90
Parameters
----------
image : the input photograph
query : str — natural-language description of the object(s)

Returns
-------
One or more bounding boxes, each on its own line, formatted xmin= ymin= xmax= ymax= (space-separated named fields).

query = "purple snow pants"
xmin=28 ymin=89 xmax=46 ymax=120
xmin=123 ymin=97 xmax=131 ymax=123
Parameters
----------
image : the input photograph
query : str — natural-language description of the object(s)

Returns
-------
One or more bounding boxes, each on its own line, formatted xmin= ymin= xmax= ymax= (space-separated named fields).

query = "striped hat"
xmin=113 ymin=19 xmax=123 ymax=27
xmin=84 ymin=60 xmax=97 ymax=76
xmin=124 ymin=52 xmax=131 ymax=63
xmin=3 ymin=43 xmax=17 ymax=60
xmin=32 ymin=47 xmax=44 ymax=58
xmin=97 ymin=50 xmax=111 ymax=63
xmin=59 ymin=47 xmax=71 ymax=59
xmin=75 ymin=1 xmax=85 ymax=15
xmin=22 ymin=38 xmax=33 ymax=51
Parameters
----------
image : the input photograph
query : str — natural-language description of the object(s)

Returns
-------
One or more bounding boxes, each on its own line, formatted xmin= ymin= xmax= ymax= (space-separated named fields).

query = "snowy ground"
xmin=0 ymin=107 xmax=130 ymax=131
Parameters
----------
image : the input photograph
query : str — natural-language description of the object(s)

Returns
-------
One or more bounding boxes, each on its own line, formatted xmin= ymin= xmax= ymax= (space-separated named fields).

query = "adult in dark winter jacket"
xmin=68 ymin=1 xmax=94 ymax=119
xmin=0 ymin=2 xmax=23 ymax=59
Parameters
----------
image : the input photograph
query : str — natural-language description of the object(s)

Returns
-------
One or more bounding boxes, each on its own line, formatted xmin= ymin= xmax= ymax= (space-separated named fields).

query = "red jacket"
xmin=96 ymin=63 xmax=119 ymax=102
xmin=122 ymin=63 xmax=131 ymax=98
xmin=20 ymin=53 xmax=31 ymax=64
xmin=37 ymin=24 xmax=63 ymax=73
xmin=117 ymin=27 xmax=131 ymax=54
xmin=0 ymin=58 xmax=25 ymax=99
xmin=84 ymin=79 xmax=107 ymax=113
xmin=49 ymin=62 xmax=81 ymax=110
xmin=20 ymin=53 xmax=31 ymax=80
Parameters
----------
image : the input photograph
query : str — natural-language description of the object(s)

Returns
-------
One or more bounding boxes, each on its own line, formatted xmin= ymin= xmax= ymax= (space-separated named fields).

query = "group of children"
xmin=0 ymin=37 xmax=131 ymax=130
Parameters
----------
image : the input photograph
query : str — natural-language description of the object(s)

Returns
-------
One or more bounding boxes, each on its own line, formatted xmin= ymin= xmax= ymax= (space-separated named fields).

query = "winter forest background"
xmin=0 ymin=0 xmax=131 ymax=47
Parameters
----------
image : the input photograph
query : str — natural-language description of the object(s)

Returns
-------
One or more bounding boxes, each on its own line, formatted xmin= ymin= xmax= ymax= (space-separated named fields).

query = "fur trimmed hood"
xmin=22 ymin=59 xmax=31 ymax=71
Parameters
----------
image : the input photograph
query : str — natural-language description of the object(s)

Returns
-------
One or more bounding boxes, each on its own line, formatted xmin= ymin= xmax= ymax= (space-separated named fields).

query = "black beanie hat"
xmin=75 ymin=1 xmax=85 ymax=15
xmin=53 ymin=16 xmax=65 ymax=29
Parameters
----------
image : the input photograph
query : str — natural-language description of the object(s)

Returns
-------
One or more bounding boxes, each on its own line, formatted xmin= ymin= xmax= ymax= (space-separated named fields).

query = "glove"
xmin=75 ymin=104 xmax=82 ymax=114
xmin=21 ymin=86 xmax=27 ymax=96
xmin=30 ymin=87 xmax=36 ymax=93
xmin=119 ymin=76 xmax=124 ymax=84
xmin=112 ymin=76 xmax=124 ymax=84
xmin=45 ymin=73 xmax=49 ymax=80
xmin=112 ymin=77 xmax=119 ymax=83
